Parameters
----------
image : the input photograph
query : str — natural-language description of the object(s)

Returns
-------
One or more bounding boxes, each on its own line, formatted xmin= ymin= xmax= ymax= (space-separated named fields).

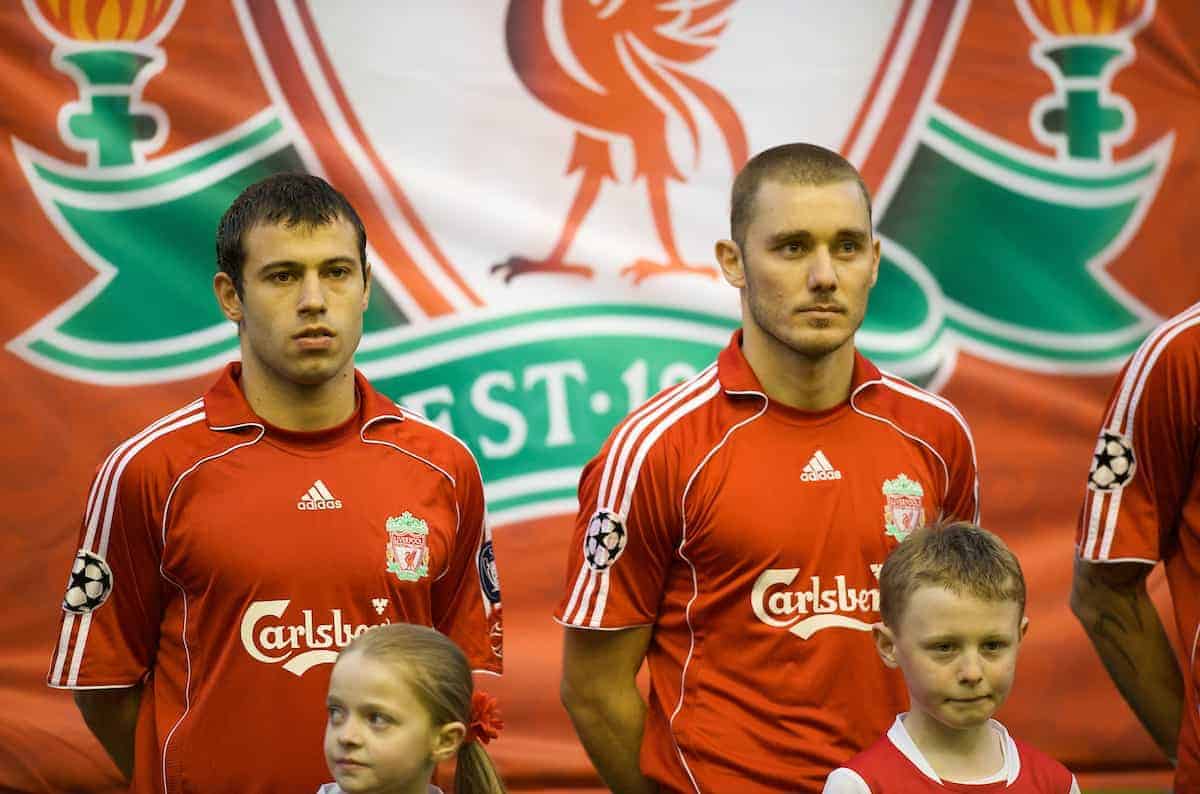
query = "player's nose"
xmin=297 ymin=269 xmax=327 ymax=314
xmin=807 ymin=247 xmax=837 ymax=292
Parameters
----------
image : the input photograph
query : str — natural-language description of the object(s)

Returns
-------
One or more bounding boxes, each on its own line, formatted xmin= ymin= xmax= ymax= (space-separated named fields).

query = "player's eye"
xmin=326 ymin=266 xmax=351 ymax=279
xmin=268 ymin=270 xmax=294 ymax=284
xmin=836 ymin=239 xmax=860 ymax=254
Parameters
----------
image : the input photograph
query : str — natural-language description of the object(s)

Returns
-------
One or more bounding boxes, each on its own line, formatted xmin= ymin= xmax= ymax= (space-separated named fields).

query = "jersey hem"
xmin=553 ymin=615 xmax=656 ymax=631
xmin=47 ymin=681 xmax=141 ymax=691
xmin=1076 ymin=554 xmax=1158 ymax=565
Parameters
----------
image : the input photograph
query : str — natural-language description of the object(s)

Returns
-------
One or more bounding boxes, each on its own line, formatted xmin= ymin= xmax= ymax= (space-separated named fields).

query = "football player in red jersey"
xmin=49 ymin=174 xmax=502 ymax=793
xmin=1072 ymin=303 xmax=1200 ymax=788
xmin=556 ymin=144 xmax=979 ymax=793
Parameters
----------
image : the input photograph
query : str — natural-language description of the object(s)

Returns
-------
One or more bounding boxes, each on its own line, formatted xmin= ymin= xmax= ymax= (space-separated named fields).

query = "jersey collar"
xmin=203 ymin=362 xmax=403 ymax=430
xmin=715 ymin=329 xmax=882 ymax=398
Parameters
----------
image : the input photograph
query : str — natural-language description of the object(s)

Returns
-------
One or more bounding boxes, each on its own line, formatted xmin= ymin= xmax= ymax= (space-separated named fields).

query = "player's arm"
xmin=74 ymin=685 xmax=142 ymax=780
xmin=48 ymin=450 xmax=167 ymax=783
xmin=1070 ymin=558 xmax=1183 ymax=763
xmin=561 ymin=625 xmax=656 ymax=794
xmin=431 ymin=447 xmax=502 ymax=673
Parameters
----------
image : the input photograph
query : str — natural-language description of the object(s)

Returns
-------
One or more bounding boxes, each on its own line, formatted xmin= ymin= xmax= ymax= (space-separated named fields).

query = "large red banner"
xmin=2 ymin=1 xmax=1198 ymax=790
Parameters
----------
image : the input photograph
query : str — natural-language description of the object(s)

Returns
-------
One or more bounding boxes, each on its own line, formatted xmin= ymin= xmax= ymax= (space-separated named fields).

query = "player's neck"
xmin=238 ymin=360 xmax=359 ymax=432
xmin=901 ymin=709 xmax=1004 ymax=783
xmin=740 ymin=327 xmax=856 ymax=412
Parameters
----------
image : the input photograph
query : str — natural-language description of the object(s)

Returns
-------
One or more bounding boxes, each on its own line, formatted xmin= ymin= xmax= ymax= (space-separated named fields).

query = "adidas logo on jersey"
xmin=298 ymin=480 xmax=343 ymax=511
xmin=800 ymin=450 xmax=842 ymax=482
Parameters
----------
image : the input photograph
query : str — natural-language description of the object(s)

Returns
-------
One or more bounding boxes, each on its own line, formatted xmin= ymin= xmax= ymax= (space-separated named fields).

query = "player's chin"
xmin=782 ymin=329 xmax=852 ymax=359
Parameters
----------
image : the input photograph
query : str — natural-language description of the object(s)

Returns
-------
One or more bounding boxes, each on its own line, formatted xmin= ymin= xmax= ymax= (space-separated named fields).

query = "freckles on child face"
xmin=891 ymin=586 xmax=1025 ymax=731
xmin=323 ymin=652 xmax=440 ymax=794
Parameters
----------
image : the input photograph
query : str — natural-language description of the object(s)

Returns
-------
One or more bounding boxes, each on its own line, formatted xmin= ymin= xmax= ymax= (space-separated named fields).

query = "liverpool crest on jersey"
xmin=385 ymin=512 xmax=430 ymax=582
xmin=882 ymin=474 xmax=926 ymax=541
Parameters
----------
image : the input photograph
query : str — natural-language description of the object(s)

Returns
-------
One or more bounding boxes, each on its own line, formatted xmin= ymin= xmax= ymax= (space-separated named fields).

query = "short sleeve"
xmin=822 ymin=767 xmax=872 ymax=794
xmin=941 ymin=409 xmax=980 ymax=525
xmin=1077 ymin=328 xmax=1200 ymax=562
xmin=47 ymin=453 xmax=165 ymax=689
xmin=555 ymin=432 xmax=681 ymax=629
xmin=431 ymin=448 xmax=502 ymax=674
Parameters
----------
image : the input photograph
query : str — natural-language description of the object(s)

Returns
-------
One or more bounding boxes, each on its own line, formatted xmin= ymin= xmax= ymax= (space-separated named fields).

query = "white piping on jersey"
xmin=51 ymin=401 xmax=206 ymax=688
xmin=597 ymin=364 xmax=718 ymax=512
xmin=570 ymin=378 xmax=724 ymax=626
xmin=849 ymin=375 xmax=980 ymax=524
xmin=1190 ymin=623 xmax=1199 ymax=715
xmin=375 ymin=407 xmax=499 ymax=624
xmin=669 ymin=388 xmax=769 ymax=794
xmin=362 ymin=414 xmax=462 ymax=582
xmin=1083 ymin=305 xmax=1200 ymax=559
xmin=562 ymin=365 xmax=719 ymax=626
xmin=1107 ymin=302 xmax=1200 ymax=436
xmin=83 ymin=400 xmax=204 ymax=555
xmin=157 ymin=421 xmax=265 ymax=794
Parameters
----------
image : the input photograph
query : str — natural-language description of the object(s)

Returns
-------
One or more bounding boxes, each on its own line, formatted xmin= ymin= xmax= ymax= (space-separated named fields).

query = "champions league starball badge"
xmin=1088 ymin=430 xmax=1135 ymax=491
xmin=584 ymin=510 xmax=628 ymax=571
xmin=62 ymin=549 xmax=113 ymax=614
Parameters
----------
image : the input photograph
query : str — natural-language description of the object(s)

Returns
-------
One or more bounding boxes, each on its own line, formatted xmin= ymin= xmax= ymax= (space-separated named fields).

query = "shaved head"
xmin=730 ymin=143 xmax=872 ymax=249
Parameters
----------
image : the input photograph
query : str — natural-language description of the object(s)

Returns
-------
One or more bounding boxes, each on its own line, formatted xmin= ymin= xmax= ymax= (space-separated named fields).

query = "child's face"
xmin=876 ymin=585 xmax=1028 ymax=732
xmin=324 ymin=651 xmax=460 ymax=794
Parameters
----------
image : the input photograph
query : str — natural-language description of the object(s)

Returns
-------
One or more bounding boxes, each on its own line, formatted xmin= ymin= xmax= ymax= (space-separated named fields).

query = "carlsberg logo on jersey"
xmin=8 ymin=3 xmax=1172 ymax=525
xmin=240 ymin=599 xmax=388 ymax=677
xmin=751 ymin=569 xmax=881 ymax=640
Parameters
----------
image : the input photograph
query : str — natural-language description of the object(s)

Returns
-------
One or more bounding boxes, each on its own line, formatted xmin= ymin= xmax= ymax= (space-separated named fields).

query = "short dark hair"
xmin=879 ymin=521 xmax=1026 ymax=631
xmin=729 ymin=143 xmax=872 ymax=249
xmin=216 ymin=173 xmax=367 ymax=295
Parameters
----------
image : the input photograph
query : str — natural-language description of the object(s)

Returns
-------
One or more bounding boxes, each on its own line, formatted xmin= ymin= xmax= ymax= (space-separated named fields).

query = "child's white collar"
xmin=887 ymin=713 xmax=1021 ymax=785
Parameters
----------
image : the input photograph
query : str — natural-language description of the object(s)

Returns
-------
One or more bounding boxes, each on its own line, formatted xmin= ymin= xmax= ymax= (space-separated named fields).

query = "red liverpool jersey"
xmin=48 ymin=364 xmax=502 ymax=793
xmin=1077 ymin=303 xmax=1200 ymax=789
xmin=556 ymin=332 xmax=979 ymax=793
xmin=825 ymin=716 xmax=1078 ymax=793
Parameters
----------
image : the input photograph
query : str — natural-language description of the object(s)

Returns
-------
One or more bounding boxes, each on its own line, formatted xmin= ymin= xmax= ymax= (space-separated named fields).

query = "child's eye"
xmin=369 ymin=712 xmax=392 ymax=728
xmin=327 ymin=705 xmax=345 ymax=724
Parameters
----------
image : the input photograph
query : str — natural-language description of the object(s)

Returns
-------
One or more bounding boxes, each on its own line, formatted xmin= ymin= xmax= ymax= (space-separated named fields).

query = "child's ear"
xmin=431 ymin=721 xmax=466 ymax=764
xmin=873 ymin=622 xmax=899 ymax=668
xmin=1019 ymin=615 xmax=1030 ymax=641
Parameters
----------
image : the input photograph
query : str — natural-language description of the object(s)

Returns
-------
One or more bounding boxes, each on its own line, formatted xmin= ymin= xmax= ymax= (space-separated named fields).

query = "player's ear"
xmin=715 ymin=239 xmax=745 ymax=289
xmin=214 ymin=272 xmax=243 ymax=324
xmin=873 ymin=622 xmax=899 ymax=668
xmin=360 ymin=260 xmax=372 ymax=312
xmin=869 ymin=236 xmax=881 ymax=288
xmin=430 ymin=720 xmax=466 ymax=764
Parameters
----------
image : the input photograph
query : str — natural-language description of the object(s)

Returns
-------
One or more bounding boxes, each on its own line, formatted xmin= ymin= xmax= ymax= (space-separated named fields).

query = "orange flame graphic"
xmin=29 ymin=0 xmax=178 ymax=43
xmin=1026 ymin=0 xmax=1148 ymax=36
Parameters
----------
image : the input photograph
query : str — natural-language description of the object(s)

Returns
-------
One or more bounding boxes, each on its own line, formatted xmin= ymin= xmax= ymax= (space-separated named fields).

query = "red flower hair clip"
xmin=466 ymin=690 xmax=504 ymax=745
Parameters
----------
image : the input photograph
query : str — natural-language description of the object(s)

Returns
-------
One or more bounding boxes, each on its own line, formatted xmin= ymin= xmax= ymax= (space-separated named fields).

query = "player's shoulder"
xmin=595 ymin=362 xmax=738 ymax=462
xmin=382 ymin=404 xmax=482 ymax=482
xmin=101 ymin=397 xmax=225 ymax=481
xmin=853 ymin=366 xmax=973 ymax=447
xmin=1119 ymin=303 xmax=1200 ymax=388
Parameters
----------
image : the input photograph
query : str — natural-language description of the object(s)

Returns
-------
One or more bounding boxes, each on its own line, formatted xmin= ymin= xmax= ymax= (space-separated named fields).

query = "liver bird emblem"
xmin=495 ymin=0 xmax=749 ymax=283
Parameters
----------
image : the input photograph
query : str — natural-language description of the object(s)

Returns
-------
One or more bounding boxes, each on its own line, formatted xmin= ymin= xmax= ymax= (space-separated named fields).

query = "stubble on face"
xmin=737 ymin=179 xmax=879 ymax=363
